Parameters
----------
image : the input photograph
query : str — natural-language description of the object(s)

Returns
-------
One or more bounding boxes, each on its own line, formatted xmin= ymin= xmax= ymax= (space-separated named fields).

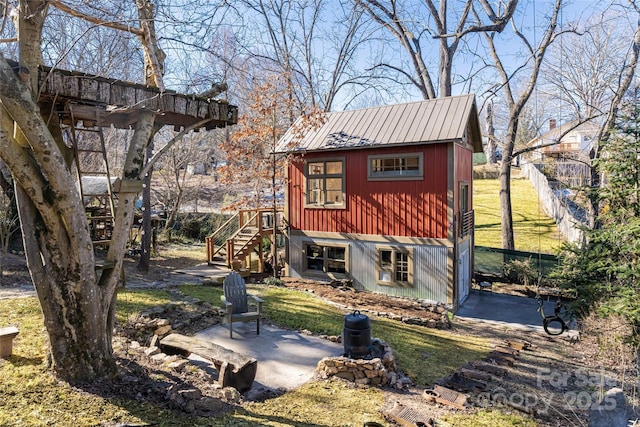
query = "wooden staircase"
xmin=206 ymin=208 xmax=283 ymax=273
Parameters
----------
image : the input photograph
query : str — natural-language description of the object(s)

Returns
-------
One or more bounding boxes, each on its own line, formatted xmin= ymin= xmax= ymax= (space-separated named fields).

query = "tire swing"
xmin=536 ymin=291 xmax=569 ymax=336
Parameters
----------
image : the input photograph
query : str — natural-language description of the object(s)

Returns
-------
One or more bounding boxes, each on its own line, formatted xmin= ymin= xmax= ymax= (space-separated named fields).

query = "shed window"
xmin=368 ymin=153 xmax=423 ymax=180
xmin=306 ymin=159 xmax=345 ymax=207
xmin=304 ymin=244 xmax=347 ymax=276
xmin=376 ymin=247 xmax=413 ymax=287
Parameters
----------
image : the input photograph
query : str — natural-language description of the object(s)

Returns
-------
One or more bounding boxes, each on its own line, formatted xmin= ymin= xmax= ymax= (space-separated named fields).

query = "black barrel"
xmin=343 ymin=310 xmax=371 ymax=358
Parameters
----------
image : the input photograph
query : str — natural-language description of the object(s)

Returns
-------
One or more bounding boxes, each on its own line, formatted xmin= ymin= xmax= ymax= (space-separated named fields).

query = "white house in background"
xmin=524 ymin=119 xmax=600 ymax=163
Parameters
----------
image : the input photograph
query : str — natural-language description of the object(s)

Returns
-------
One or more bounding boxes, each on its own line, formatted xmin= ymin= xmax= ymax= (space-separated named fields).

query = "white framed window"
xmin=368 ymin=153 xmax=423 ymax=180
xmin=305 ymin=158 xmax=345 ymax=207
xmin=375 ymin=246 xmax=413 ymax=287
xmin=304 ymin=243 xmax=348 ymax=276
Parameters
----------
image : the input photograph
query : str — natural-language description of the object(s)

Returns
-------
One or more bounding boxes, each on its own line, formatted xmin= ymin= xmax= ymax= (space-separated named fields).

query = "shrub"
xmin=503 ymin=257 xmax=538 ymax=287
xmin=263 ymin=276 xmax=284 ymax=287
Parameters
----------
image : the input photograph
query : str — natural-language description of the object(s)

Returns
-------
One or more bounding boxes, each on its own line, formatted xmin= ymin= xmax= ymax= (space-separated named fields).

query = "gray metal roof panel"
xmin=275 ymin=94 xmax=477 ymax=153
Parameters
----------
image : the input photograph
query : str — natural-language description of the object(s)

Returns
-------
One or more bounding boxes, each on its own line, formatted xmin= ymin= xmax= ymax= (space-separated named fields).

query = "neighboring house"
xmin=275 ymin=95 xmax=483 ymax=309
xmin=524 ymin=119 xmax=600 ymax=163
xmin=522 ymin=119 xmax=600 ymax=187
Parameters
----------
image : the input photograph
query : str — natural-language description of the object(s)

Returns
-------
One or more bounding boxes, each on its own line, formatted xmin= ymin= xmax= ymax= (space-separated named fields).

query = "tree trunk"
xmin=0 ymin=50 xmax=156 ymax=382
xmin=138 ymin=140 xmax=154 ymax=272
xmin=500 ymin=120 xmax=517 ymax=250
xmin=485 ymin=102 xmax=497 ymax=164
xmin=499 ymin=154 xmax=514 ymax=250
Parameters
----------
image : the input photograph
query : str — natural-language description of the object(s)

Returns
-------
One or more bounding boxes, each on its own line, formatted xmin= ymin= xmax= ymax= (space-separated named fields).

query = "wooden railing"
xmin=205 ymin=212 xmax=238 ymax=262
xmin=206 ymin=208 xmax=284 ymax=266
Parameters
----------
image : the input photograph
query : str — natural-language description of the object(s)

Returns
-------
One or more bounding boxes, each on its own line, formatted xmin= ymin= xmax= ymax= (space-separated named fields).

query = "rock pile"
xmin=315 ymin=339 xmax=412 ymax=389
xmin=358 ymin=302 xmax=451 ymax=329
xmin=115 ymin=290 xmax=222 ymax=344
xmin=112 ymin=338 xmax=242 ymax=415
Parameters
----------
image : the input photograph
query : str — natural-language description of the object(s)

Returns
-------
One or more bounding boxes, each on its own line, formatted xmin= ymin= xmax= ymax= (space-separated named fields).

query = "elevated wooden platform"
xmin=7 ymin=59 xmax=237 ymax=130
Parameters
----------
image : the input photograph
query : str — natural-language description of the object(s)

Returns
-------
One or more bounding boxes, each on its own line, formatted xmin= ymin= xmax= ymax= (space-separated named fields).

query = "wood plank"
xmin=160 ymin=333 xmax=254 ymax=370
xmin=174 ymin=95 xmax=187 ymax=115
xmin=98 ymin=80 xmax=110 ymax=101
xmin=160 ymin=333 xmax=257 ymax=392
xmin=0 ymin=326 xmax=19 ymax=338
xmin=80 ymin=77 xmax=99 ymax=101
xmin=114 ymin=179 xmax=143 ymax=193
xmin=64 ymin=75 xmax=79 ymax=98
xmin=7 ymin=59 xmax=237 ymax=129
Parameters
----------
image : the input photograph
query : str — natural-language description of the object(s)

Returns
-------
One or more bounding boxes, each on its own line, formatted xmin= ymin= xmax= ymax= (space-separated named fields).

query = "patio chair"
xmin=221 ymin=271 xmax=264 ymax=338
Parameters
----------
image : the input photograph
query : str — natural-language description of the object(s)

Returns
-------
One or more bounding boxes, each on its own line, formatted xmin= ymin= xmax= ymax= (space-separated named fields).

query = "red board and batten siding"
xmin=287 ymin=144 xmax=449 ymax=238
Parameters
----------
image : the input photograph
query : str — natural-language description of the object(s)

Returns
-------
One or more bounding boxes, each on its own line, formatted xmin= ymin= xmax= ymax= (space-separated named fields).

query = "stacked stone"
xmin=346 ymin=303 xmax=451 ymax=329
xmin=315 ymin=339 xmax=401 ymax=387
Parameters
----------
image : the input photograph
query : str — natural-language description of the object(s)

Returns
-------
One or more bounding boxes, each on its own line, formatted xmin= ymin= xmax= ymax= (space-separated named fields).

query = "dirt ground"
xmin=2 ymin=251 xmax=639 ymax=426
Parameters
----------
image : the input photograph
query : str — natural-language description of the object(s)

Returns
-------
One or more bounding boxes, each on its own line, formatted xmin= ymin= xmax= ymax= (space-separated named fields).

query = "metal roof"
xmin=276 ymin=94 xmax=482 ymax=153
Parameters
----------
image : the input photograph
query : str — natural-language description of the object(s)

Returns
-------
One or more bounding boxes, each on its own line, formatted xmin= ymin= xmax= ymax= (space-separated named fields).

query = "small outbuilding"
xmin=276 ymin=94 xmax=483 ymax=309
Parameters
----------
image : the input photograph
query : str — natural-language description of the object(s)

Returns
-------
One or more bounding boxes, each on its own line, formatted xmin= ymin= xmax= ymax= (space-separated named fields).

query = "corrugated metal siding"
xmin=289 ymin=234 xmax=449 ymax=303
xmin=287 ymin=145 xmax=449 ymax=238
xmin=276 ymin=95 xmax=477 ymax=153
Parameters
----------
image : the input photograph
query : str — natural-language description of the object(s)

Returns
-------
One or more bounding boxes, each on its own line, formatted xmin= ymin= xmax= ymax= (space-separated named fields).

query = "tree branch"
xmin=141 ymin=118 xmax=214 ymax=176
xmin=49 ymin=0 xmax=144 ymax=36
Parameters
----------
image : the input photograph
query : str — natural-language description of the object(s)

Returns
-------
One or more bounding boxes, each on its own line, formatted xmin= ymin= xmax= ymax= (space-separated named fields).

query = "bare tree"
xmin=235 ymin=0 xmax=381 ymax=111
xmin=152 ymin=131 xmax=208 ymax=231
xmin=0 ymin=165 xmax=18 ymax=282
xmin=530 ymin=3 xmax=640 ymax=230
xmin=480 ymin=0 xmax=565 ymax=250
xmin=0 ymin=0 xmax=169 ymax=381
xmin=586 ymin=2 xmax=640 ymax=228
xmin=355 ymin=0 xmax=519 ymax=99
xmin=542 ymin=11 xmax=631 ymax=121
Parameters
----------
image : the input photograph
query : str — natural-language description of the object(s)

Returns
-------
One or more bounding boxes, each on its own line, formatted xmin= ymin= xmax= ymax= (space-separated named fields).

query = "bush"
xmin=168 ymin=212 xmax=233 ymax=242
xmin=263 ymin=276 xmax=284 ymax=287
xmin=473 ymin=164 xmax=500 ymax=179
xmin=180 ymin=219 xmax=202 ymax=240
xmin=503 ymin=258 xmax=538 ymax=287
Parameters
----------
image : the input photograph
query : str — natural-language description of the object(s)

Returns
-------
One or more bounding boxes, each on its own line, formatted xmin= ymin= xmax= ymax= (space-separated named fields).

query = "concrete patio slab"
xmin=456 ymin=291 xmax=578 ymax=339
xmin=193 ymin=322 xmax=343 ymax=394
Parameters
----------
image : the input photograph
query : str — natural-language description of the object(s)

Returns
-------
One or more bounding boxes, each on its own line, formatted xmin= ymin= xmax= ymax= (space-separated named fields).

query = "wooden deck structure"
xmin=12 ymin=58 xmax=238 ymax=259
xmin=32 ymin=61 xmax=237 ymax=130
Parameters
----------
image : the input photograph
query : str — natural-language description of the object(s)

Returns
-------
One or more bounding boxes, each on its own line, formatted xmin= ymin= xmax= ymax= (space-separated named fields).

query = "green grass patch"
xmin=181 ymin=285 xmax=490 ymax=387
xmin=0 ymin=284 xmax=491 ymax=425
xmin=372 ymin=318 xmax=488 ymax=385
xmin=178 ymin=283 xmax=224 ymax=304
xmin=443 ymin=409 xmax=537 ymax=426
xmin=474 ymin=178 xmax=563 ymax=253
xmin=115 ymin=288 xmax=175 ymax=324
xmin=219 ymin=378 xmax=386 ymax=426
xmin=261 ymin=287 xmax=344 ymax=336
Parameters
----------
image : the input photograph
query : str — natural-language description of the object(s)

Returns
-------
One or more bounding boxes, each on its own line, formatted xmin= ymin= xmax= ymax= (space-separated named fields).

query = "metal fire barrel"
xmin=343 ymin=310 xmax=371 ymax=358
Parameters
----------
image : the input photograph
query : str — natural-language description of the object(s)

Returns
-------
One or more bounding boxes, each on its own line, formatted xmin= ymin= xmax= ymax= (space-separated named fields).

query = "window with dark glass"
xmin=304 ymin=244 xmax=347 ymax=274
xmin=306 ymin=160 xmax=345 ymax=207
xmin=368 ymin=154 xmax=423 ymax=180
